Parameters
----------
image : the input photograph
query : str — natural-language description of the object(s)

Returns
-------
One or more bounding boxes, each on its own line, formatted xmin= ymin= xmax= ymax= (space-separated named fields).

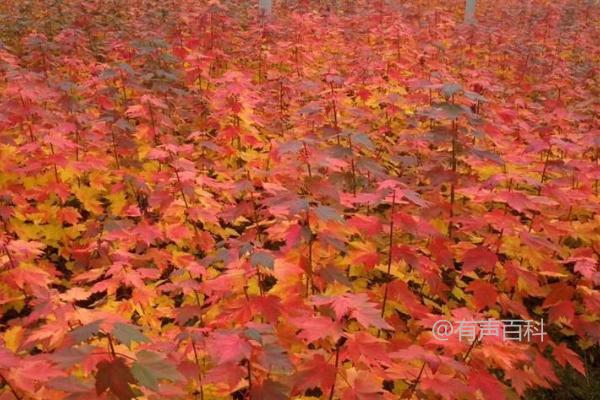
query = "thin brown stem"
xmin=48 ymin=144 xmax=60 ymax=183
xmin=107 ymin=334 xmax=117 ymax=359
xmin=246 ymin=359 xmax=252 ymax=393
xmin=191 ymin=339 xmax=205 ymax=400
xmin=448 ymin=120 xmax=458 ymax=238
xmin=403 ymin=361 xmax=426 ymax=399
xmin=2 ymin=244 xmax=16 ymax=269
xmin=538 ymin=147 xmax=551 ymax=195
xmin=110 ymin=128 xmax=121 ymax=169
xmin=305 ymin=209 xmax=315 ymax=297
xmin=330 ymin=82 xmax=338 ymax=130
xmin=381 ymin=190 xmax=396 ymax=318
xmin=328 ymin=344 xmax=341 ymax=400
xmin=0 ymin=372 xmax=22 ymax=400
xmin=462 ymin=336 xmax=480 ymax=362
xmin=348 ymin=135 xmax=357 ymax=196
xmin=303 ymin=142 xmax=312 ymax=178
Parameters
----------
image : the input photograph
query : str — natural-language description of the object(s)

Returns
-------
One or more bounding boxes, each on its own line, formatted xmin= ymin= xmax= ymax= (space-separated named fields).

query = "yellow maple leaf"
xmin=73 ymin=185 xmax=103 ymax=214
xmin=106 ymin=191 xmax=127 ymax=216
xmin=4 ymin=326 xmax=23 ymax=352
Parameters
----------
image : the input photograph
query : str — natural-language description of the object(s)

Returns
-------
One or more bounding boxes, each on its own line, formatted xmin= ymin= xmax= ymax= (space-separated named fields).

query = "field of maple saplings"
xmin=0 ymin=0 xmax=599 ymax=399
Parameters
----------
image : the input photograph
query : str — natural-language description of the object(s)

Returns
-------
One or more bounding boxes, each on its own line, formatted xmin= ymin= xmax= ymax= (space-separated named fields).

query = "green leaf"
xmin=421 ymin=103 xmax=464 ymax=120
xmin=51 ymin=345 xmax=94 ymax=367
xmin=470 ymin=148 xmax=504 ymax=165
xmin=48 ymin=376 xmax=94 ymax=393
xmin=464 ymin=90 xmax=488 ymax=102
xmin=258 ymin=344 xmax=295 ymax=375
xmin=131 ymin=364 xmax=157 ymax=391
xmin=99 ymin=69 xmax=118 ymax=81
xmin=350 ymin=133 xmax=374 ymax=150
xmin=318 ymin=265 xmax=351 ymax=286
xmin=315 ymin=205 xmax=343 ymax=222
xmin=112 ymin=323 xmax=150 ymax=348
xmin=250 ymin=251 xmax=275 ymax=270
xmin=239 ymin=242 xmax=254 ymax=257
xmin=277 ymin=140 xmax=303 ymax=155
xmin=250 ymin=378 xmax=291 ymax=400
xmin=131 ymin=350 xmax=184 ymax=391
xmin=289 ymin=198 xmax=310 ymax=215
xmin=441 ymin=82 xmax=462 ymax=98
xmin=244 ymin=328 xmax=263 ymax=343
xmin=70 ymin=320 xmax=102 ymax=344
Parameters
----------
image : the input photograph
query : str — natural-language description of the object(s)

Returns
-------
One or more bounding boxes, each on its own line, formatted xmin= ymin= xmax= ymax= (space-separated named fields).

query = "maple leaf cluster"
xmin=0 ymin=0 xmax=598 ymax=399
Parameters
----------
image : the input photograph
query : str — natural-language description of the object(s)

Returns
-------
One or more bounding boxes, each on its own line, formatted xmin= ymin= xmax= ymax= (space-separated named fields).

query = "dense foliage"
xmin=0 ymin=0 xmax=598 ymax=399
